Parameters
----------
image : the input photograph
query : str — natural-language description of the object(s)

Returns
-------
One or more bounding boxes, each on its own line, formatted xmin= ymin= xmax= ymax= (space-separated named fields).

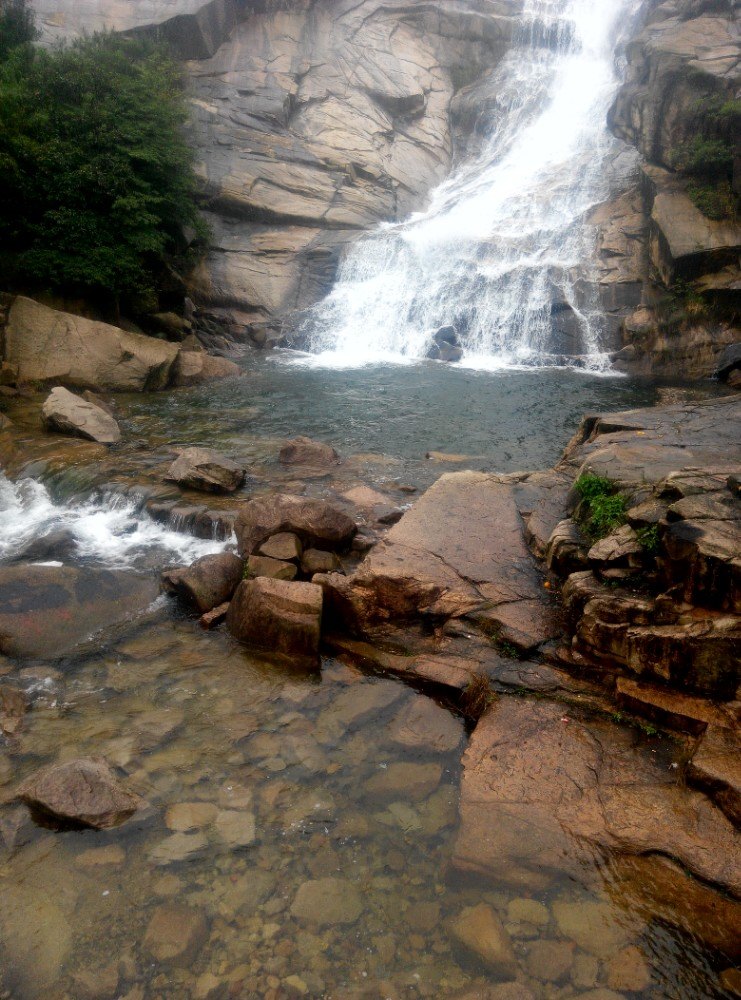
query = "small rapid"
xmin=301 ymin=0 xmax=642 ymax=368
xmin=0 ymin=473 xmax=225 ymax=570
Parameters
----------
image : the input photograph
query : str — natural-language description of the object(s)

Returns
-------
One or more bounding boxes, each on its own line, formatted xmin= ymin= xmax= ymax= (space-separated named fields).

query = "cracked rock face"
xmin=29 ymin=0 xmax=519 ymax=323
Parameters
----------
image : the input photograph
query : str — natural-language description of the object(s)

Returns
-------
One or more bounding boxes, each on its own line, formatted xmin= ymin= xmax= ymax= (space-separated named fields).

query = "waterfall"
xmin=301 ymin=0 xmax=641 ymax=369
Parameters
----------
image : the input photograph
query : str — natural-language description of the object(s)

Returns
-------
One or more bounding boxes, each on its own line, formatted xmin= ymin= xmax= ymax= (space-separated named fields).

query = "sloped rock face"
xmin=29 ymin=0 xmax=519 ymax=326
xmin=453 ymin=697 xmax=741 ymax=955
xmin=603 ymin=0 xmax=741 ymax=377
xmin=5 ymin=297 xmax=180 ymax=391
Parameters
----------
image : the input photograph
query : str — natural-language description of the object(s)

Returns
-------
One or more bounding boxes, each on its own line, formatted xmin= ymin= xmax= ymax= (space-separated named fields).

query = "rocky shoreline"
xmin=1 ymin=335 xmax=738 ymax=981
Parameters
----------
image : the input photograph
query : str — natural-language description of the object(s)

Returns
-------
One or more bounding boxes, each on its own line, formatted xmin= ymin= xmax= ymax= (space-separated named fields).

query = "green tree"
xmin=0 ymin=0 xmax=38 ymax=60
xmin=0 ymin=30 xmax=206 ymax=310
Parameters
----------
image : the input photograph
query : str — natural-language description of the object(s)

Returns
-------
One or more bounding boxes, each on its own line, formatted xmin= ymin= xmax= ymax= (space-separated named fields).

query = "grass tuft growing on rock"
xmin=460 ymin=673 xmax=496 ymax=722
xmin=574 ymin=474 xmax=628 ymax=540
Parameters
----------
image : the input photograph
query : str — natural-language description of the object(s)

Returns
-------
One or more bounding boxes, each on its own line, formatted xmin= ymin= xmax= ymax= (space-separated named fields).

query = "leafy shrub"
xmin=670 ymin=95 xmax=740 ymax=221
xmin=0 ymin=26 xmax=206 ymax=308
xmin=637 ymin=524 xmax=660 ymax=554
xmin=574 ymin=474 xmax=628 ymax=540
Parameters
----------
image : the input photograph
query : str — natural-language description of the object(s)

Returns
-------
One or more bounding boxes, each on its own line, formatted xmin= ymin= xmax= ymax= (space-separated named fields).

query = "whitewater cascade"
xmin=302 ymin=0 xmax=641 ymax=368
xmin=0 ymin=473 xmax=224 ymax=569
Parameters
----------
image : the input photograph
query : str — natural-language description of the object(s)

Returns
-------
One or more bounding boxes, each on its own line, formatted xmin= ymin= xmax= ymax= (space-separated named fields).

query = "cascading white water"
xmin=0 ymin=473 xmax=225 ymax=569
xmin=302 ymin=0 xmax=641 ymax=368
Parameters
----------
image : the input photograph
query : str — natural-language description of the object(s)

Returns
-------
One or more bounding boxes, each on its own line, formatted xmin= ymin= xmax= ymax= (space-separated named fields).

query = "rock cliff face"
xmin=31 ymin=0 xmax=520 ymax=332
xmin=599 ymin=0 xmax=740 ymax=378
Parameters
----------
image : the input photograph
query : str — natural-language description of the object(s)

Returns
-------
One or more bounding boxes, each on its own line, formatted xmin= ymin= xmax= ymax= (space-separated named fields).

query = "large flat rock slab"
xmin=453 ymin=698 xmax=741 ymax=907
xmin=320 ymin=472 xmax=559 ymax=644
xmin=0 ymin=565 xmax=158 ymax=659
xmin=562 ymin=395 xmax=741 ymax=485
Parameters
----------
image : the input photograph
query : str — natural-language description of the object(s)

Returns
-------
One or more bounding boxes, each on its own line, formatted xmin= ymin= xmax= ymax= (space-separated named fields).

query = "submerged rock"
xmin=17 ymin=757 xmax=142 ymax=829
xmin=453 ymin=697 xmax=741 ymax=920
xmin=165 ymin=446 xmax=245 ymax=493
xmin=279 ymin=436 xmax=340 ymax=467
xmin=162 ymin=553 xmax=244 ymax=613
xmin=290 ymin=877 xmax=363 ymax=928
xmin=235 ymin=494 xmax=356 ymax=555
xmin=0 ymin=565 xmax=157 ymax=659
xmin=226 ymin=577 xmax=323 ymax=665
xmin=448 ymin=903 xmax=518 ymax=979
xmin=143 ymin=904 xmax=209 ymax=966
xmin=42 ymin=386 xmax=121 ymax=444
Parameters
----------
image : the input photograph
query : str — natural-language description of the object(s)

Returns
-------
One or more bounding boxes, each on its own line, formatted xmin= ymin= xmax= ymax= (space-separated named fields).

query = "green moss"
xmin=669 ymin=94 xmax=740 ymax=221
xmin=574 ymin=474 xmax=628 ymax=540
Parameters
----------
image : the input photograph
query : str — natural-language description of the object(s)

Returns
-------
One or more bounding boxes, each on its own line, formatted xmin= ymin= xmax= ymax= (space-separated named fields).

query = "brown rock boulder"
xmin=5 ymin=296 xmax=179 ymax=391
xmin=226 ymin=577 xmax=323 ymax=665
xmin=245 ymin=554 xmax=297 ymax=581
xmin=279 ymin=436 xmax=340 ymax=466
xmin=235 ymin=494 xmax=356 ymax=556
xmin=42 ymin=386 xmax=121 ymax=444
xmin=687 ymin=725 xmax=741 ymax=827
xmin=448 ymin=903 xmax=518 ymax=979
xmin=161 ymin=553 xmax=244 ymax=613
xmin=165 ymin=447 xmax=245 ymax=493
xmin=172 ymin=351 xmax=240 ymax=386
xmin=16 ymin=757 xmax=142 ymax=829
xmin=143 ymin=904 xmax=209 ymax=966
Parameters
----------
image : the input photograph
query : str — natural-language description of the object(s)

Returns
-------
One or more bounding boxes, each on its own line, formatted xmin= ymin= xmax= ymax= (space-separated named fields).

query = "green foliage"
xmin=670 ymin=94 xmax=740 ymax=221
xmin=0 ymin=0 xmax=37 ymax=60
xmin=574 ymin=474 xmax=628 ymax=540
xmin=0 ymin=30 xmax=206 ymax=305
xmin=637 ymin=524 xmax=660 ymax=554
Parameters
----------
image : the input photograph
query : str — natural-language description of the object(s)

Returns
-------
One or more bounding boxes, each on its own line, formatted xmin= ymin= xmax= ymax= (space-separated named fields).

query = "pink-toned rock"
xmin=226 ymin=577 xmax=323 ymax=664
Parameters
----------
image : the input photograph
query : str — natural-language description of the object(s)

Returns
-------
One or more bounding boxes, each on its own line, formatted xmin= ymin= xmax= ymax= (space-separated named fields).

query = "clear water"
xmin=302 ymin=0 xmax=642 ymax=368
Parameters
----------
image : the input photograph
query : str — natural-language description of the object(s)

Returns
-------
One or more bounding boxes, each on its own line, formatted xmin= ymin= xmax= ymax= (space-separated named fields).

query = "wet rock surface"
xmin=17 ymin=757 xmax=142 ymax=829
xmin=226 ymin=577 xmax=323 ymax=665
xmin=161 ymin=552 xmax=244 ymax=613
xmin=0 ymin=565 xmax=158 ymax=659
xmin=42 ymin=386 xmax=122 ymax=445
xmin=165 ymin=446 xmax=246 ymax=493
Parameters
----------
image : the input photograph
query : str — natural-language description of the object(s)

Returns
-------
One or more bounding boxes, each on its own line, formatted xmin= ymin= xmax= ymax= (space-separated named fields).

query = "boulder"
xmin=301 ymin=548 xmax=342 ymax=576
xmin=290 ymin=877 xmax=363 ymax=928
xmin=0 ymin=565 xmax=158 ymax=659
xmin=16 ymin=757 xmax=142 ymax=829
xmin=448 ymin=903 xmax=518 ymax=979
xmin=278 ymin=436 xmax=341 ymax=466
xmin=258 ymin=532 xmax=302 ymax=562
xmin=143 ymin=905 xmax=209 ymax=966
xmin=234 ymin=494 xmax=356 ymax=556
xmin=165 ymin=447 xmax=245 ymax=493
xmin=245 ymin=555 xmax=297 ymax=581
xmin=5 ymin=296 xmax=179 ymax=391
xmin=715 ymin=343 xmax=741 ymax=382
xmin=42 ymin=386 xmax=121 ymax=444
xmin=161 ymin=553 xmax=244 ymax=613
xmin=171 ymin=351 xmax=240 ymax=386
xmin=226 ymin=577 xmax=323 ymax=664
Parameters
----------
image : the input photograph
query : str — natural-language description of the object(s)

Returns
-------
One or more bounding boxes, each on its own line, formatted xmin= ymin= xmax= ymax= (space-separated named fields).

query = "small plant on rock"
xmin=637 ymin=524 xmax=660 ymax=554
xmin=574 ymin=474 xmax=628 ymax=540
xmin=461 ymin=673 xmax=495 ymax=721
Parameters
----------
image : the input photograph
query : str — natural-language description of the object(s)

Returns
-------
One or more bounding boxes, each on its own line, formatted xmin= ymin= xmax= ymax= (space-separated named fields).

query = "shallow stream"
xmin=0 ymin=361 xmax=734 ymax=999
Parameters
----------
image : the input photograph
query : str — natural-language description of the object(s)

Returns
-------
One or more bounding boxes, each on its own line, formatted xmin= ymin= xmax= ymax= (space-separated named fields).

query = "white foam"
xmin=0 ymin=474 xmax=226 ymax=569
